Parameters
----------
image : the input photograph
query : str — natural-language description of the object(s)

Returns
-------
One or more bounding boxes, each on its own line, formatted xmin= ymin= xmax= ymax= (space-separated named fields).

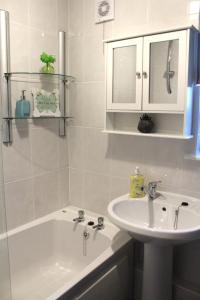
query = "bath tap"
xmin=144 ymin=181 xmax=162 ymax=201
xmin=93 ymin=217 xmax=104 ymax=230
xmin=73 ymin=210 xmax=85 ymax=222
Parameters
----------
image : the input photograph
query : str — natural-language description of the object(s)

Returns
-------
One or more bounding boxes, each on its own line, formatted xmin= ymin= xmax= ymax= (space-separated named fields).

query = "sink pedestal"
xmin=142 ymin=243 xmax=173 ymax=300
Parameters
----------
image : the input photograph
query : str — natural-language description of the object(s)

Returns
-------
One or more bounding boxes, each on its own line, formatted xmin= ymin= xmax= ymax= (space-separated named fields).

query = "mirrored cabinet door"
xmin=106 ymin=38 xmax=143 ymax=110
xmin=142 ymin=31 xmax=187 ymax=111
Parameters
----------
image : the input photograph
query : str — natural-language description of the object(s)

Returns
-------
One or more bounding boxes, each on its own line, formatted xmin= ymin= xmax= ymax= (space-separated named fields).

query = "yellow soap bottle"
xmin=129 ymin=167 xmax=145 ymax=198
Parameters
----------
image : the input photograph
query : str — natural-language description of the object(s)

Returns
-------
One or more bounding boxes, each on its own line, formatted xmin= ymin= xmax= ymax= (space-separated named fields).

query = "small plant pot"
xmin=41 ymin=63 xmax=55 ymax=74
xmin=138 ymin=114 xmax=154 ymax=133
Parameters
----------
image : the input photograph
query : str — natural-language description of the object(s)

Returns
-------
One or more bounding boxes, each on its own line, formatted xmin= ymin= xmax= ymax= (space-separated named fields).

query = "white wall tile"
xmin=57 ymin=0 xmax=68 ymax=31
xmin=178 ymin=161 xmax=200 ymax=197
xmin=82 ymin=34 xmax=104 ymax=82
xmin=69 ymin=167 xmax=84 ymax=207
xmin=0 ymin=184 xmax=7 ymax=234
xmin=58 ymin=135 xmax=69 ymax=168
xmin=69 ymin=0 xmax=84 ymax=36
xmin=3 ymin=128 xmax=32 ymax=183
xmin=104 ymin=0 xmax=149 ymax=39
xmin=69 ymin=82 xmax=105 ymax=128
xmin=148 ymin=0 xmax=189 ymax=29
xmin=83 ymin=171 xmax=110 ymax=214
xmin=84 ymin=128 xmax=111 ymax=174
xmin=0 ymin=0 xmax=29 ymax=25
xmin=29 ymin=0 xmax=58 ymax=33
xmin=5 ymin=179 xmax=35 ymax=229
xmin=68 ymin=126 xmax=85 ymax=169
xmin=0 ymin=237 xmax=11 ymax=300
xmin=58 ymin=167 xmax=70 ymax=207
xmin=10 ymin=22 xmax=30 ymax=72
xmin=69 ymin=83 xmax=84 ymax=126
xmin=69 ymin=36 xmax=84 ymax=81
xmin=81 ymin=82 xmax=105 ymax=128
xmin=110 ymin=176 xmax=129 ymax=200
xmin=31 ymin=127 xmax=60 ymax=176
xmin=33 ymin=172 xmax=61 ymax=218
xmin=110 ymin=135 xmax=147 ymax=178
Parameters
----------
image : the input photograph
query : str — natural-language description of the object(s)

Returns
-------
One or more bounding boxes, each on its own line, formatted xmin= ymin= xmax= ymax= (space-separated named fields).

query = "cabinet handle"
xmin=136 ymin=72 xmax=141 ymax=79
xmin=143 ymin=72 xmax=148 ymax=78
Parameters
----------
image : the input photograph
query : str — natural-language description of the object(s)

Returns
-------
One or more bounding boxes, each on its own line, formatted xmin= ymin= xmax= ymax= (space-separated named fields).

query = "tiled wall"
xmin=0 ymin=0 xmax=69 ymax=230
xmin=67 ymin=0 xmax=200 ymax=299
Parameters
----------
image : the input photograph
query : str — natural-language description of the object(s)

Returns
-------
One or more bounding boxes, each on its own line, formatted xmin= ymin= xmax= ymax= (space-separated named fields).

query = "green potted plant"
xmin=40 ymin=52 xmax=56 ymax=74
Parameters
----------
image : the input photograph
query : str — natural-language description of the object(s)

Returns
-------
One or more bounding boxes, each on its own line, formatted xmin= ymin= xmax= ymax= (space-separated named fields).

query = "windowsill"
xmin=184 ymin=154 xmax=200 ymax=161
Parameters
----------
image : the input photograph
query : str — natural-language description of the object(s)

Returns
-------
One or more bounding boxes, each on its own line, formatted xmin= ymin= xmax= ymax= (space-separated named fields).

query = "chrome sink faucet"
xmin=93 ymin=217 xmax=104 ymax=230
xmin=145 ymin=181 xmax=162 ymax=200
xmin=73 ymin=210 xmax=85 ymax=222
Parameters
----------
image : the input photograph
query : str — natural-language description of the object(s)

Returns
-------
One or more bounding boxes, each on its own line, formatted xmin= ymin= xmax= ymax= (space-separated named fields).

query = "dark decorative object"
xmin=138 ymin=114 xmax=154 ymax=133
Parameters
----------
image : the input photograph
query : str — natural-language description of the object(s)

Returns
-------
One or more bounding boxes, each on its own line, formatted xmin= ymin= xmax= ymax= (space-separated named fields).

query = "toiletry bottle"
xmin=16 ymin=90 xmax=30 ymax=118
xmin=129 ymin=167 xmax=145 ymax=198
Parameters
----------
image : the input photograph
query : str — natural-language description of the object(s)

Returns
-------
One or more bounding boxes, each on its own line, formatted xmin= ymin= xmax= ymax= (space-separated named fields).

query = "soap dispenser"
xmin=129 ymin=166 xmax=145 ymax=198
xmin=16 ymin=90 xmax=30 ymax=118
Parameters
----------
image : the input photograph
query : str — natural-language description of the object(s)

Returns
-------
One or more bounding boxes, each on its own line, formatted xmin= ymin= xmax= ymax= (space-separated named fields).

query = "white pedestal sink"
xmin=108 ymin=192 xmax=200 ymax=300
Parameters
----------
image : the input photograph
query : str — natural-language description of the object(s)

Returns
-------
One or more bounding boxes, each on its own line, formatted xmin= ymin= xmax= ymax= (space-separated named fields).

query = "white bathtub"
xmin=7 ymin=206 xmax=131 ymax=300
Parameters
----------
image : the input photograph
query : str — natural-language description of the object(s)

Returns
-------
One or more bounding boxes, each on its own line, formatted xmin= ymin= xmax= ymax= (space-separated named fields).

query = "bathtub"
xmin=7 ymin=206 xmax=131 ymax=300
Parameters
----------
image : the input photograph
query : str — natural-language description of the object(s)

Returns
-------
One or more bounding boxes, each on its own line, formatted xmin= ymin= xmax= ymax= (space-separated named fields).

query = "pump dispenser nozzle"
xmin=21 ymin=90 xmax=26 ymax=100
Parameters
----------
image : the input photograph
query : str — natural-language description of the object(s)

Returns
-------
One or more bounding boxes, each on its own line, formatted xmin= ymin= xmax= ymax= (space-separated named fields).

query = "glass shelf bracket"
xmin=59 ymin=31 xmax=66 ymax=137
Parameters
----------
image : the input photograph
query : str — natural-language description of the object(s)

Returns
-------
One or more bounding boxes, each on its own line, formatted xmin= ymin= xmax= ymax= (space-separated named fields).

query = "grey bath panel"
xmin=174 ymin=285 xmax=200 ymax=300
xmin=75 ymin=256 xmax=130 ymax=300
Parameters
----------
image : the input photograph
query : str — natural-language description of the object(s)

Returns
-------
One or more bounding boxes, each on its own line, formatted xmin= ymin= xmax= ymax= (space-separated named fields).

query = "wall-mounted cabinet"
xmin=104 ymin=27 xmax=198 ymax=139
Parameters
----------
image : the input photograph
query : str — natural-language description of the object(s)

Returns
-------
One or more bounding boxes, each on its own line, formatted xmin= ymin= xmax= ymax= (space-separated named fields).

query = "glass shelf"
xmin=4 ymin=72 xmax=75 ymax=82
xmin=3 ymin=116 xmax=73 ymax=120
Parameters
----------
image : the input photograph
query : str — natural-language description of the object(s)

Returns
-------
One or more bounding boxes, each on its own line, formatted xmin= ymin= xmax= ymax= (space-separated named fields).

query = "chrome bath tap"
xmin=73 ymin=210 xmax=85 ymax=222
xmin=93 ymin=217 xmax=104 ymax=230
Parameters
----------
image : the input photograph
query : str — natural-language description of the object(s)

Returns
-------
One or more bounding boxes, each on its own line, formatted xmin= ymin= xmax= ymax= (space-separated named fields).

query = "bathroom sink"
xmin=108 ymin=191 xmax=200 ymax=245
xmin=108 ymin=192 xmax=200 ymax=300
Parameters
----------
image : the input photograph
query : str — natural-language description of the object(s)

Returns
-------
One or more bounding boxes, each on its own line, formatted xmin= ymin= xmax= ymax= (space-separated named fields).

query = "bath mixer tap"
xmin=73 ymin=210 xmax=85 ymax=222
xmin=145 ymin=181 xmax=162 ymax=201
xmin=93 ymin=217 xmax=104 ymax=230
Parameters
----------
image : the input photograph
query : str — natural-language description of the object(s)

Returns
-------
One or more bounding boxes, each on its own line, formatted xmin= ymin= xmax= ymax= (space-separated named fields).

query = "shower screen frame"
xmin=0 ymin=9 xmax=12 ymax=300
